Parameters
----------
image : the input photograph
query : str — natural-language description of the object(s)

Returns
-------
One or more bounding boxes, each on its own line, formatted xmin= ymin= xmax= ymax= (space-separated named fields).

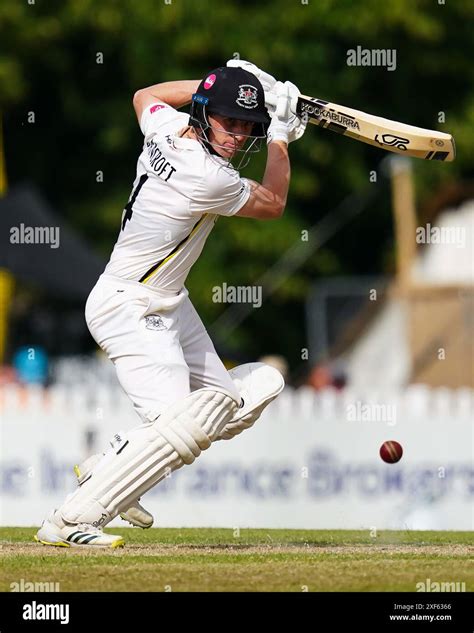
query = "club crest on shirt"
xmin=145 ymin=314 xmax=167 ymax=331
xmin=236 ymin=84 xmax=258 ymax=109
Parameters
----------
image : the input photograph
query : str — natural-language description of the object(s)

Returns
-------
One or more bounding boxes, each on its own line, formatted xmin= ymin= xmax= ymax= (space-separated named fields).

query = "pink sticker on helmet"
xmin=203 ymin=74 xmax=216 ymax=90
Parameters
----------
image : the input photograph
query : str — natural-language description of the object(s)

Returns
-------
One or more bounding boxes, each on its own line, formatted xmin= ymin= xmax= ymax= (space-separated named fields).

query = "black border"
xmin=0 ymin=591 xmax=471 ymax=633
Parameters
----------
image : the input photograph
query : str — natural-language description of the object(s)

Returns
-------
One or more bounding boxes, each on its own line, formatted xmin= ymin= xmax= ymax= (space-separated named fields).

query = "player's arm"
xmin=236 ymin=141 xmax=290 ymax=220
xmin=236 ymin=81 xmax=305 ymax=221
xmin=133 ymin=80 xmax=201 ymax=122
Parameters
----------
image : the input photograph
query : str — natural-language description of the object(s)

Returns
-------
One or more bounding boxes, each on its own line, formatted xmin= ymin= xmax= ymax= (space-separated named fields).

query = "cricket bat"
xmin=292 ymin=95 xmax=456 ymax=161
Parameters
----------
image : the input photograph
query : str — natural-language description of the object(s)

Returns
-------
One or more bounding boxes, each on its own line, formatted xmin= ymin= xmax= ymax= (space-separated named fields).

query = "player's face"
xmin=207 ymin=114 xmax=254 ymax=158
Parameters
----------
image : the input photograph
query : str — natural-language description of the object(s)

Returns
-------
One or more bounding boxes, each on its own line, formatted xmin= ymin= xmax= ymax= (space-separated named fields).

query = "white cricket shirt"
xmin=103 ymin=102 xmax=251 ymax=293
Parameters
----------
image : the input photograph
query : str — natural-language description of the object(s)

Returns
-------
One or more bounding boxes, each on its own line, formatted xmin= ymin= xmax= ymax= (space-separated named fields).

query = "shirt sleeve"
xmin=139 ymin=102 xmax=187 ymax=138
xmin=189 ymin=167 xmax=251 ymax=217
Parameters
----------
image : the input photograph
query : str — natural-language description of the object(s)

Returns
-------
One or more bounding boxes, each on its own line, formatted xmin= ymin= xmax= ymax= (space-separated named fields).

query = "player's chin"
xmin=217 ymin=146 xmax=236 ymax=159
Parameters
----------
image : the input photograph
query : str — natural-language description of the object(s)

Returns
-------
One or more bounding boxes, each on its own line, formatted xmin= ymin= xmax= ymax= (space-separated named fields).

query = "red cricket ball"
xmin=380 ymin=440 xmax=403 ymax=464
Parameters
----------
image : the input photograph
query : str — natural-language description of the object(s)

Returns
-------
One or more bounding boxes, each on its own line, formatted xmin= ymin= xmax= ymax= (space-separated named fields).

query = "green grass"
xmin=0 ymin=528 xmax=472 ymax=592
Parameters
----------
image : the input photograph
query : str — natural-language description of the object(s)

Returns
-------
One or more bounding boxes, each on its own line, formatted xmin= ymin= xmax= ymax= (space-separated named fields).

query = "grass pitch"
xmin=0 ymin=528 xmax=472 ymax=592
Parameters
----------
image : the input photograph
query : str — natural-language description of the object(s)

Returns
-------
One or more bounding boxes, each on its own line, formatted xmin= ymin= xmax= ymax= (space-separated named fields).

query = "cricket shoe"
xmin=74 ymin=456 xmax=154 ymax=529
xmin=118 ymin=500 xmax=153 ymax=529
xmin=35 ymin=517 xmax=124 ymax=548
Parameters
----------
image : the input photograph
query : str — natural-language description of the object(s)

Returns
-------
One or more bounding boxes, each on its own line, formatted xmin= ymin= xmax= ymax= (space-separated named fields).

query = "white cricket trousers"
xmin=85 ymin=274 xmax=239 ymax=422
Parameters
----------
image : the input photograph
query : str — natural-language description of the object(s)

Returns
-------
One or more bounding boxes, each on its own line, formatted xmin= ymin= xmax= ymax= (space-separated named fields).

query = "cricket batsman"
xmin=35 ymin=60 xmax=306 ymax=547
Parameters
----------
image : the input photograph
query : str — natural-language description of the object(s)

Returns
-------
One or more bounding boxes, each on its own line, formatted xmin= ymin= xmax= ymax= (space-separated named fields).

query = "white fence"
xmin=1 ymin=384 xmax=472 ymax=530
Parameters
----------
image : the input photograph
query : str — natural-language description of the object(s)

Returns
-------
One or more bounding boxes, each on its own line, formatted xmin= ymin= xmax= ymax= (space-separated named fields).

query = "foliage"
xmin=2 ymin=0 xmax=473 ymax=365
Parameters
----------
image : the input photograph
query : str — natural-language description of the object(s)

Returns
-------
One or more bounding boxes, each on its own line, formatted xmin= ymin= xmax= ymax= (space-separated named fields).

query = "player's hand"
xmin=266 ymin=81 xmax=307 ymax=145
xmin=226 ymin=58 xmax=277 ymax=93
xmin=284 ymin=81 xmax=307 ymax=143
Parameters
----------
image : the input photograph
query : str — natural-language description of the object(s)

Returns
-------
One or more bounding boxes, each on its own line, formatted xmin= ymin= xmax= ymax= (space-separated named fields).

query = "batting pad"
xmin=216 ymin=362 xmax=285 ymax=441
xmin=60 ymin=388 xmax=238 ymax=526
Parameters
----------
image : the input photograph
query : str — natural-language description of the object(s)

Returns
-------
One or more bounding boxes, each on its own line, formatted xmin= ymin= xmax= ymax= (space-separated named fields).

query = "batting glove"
xmin=266 ymin=81 xmax=307 ymax=145
xmin=226 ymin=58 xmax=277 ymax=93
